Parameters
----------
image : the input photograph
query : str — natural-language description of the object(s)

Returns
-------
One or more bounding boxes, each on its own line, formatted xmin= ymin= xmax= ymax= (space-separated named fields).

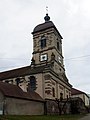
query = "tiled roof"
xmin=0 ymin=66 xmax=44 ymax=80
xmin=0 ymin=81 xmax=43 ymax=101
xmin=32 ymin=21 xmax=63 ymax=39
xmin=71 ymin=88 xmax=84 ymax=95
xmin=32 ymin=21 xmax=54 ymax=33
xmin=0 ymin=64 xmax=72 ymax=88
xmin=71 ymin=88 xmax=89 ymax=99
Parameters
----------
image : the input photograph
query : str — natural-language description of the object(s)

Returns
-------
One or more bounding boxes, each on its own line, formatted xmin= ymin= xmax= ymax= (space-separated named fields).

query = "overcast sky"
xmin=0 ymin=0 xmax=90 ymax=94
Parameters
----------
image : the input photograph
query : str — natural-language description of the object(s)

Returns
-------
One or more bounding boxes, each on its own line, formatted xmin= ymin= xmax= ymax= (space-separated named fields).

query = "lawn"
xmin=0 ymin=114 xmax=85 ymax=120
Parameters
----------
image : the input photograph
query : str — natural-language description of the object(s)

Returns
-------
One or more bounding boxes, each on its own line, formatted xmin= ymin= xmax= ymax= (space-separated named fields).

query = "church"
xmin=0 ymin=14 xmax=72 ymax=115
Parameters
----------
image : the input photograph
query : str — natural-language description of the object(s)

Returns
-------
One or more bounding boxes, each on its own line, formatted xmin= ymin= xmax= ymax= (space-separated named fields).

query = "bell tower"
xmin=31 ymin=14 xmax=72 ymax=100
xmin=32 ymin=14 xmax=65 ymax=76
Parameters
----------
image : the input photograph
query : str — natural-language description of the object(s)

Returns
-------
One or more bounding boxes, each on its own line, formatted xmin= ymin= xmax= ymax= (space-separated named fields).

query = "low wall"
xmin=46 ymin=99 xmax=59 ymax=115
xmin=45 ymin=98 xmax=89 ymax=115
xmin=4 ymin=97 xmax=44 ymax=115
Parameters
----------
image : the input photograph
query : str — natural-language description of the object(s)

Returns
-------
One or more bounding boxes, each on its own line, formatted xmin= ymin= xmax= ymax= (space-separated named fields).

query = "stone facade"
xmin=31 ymin=14 xmax=72 ymax=100
xmin=0 ymin=14 xmax=72 ymax=101
xmin=2 ymin=71 xmax=71 ymax=100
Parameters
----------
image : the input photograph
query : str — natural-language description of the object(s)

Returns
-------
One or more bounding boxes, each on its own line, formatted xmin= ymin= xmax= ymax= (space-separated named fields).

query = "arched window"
xmin=67 ymin=95 xmax=68 ymax=99
xmin=52 ymin=87 xmax=55 ymax=97
xmin=40 ymin=36 xmax=46 ymax=48
xmin=15 ymin=78 xmax=20 ymax=86
xmin=60 ymin=93 xmax=63 ymax=101
xmin=27 ymin=76 xmax=36 ymax=92
xmin=57 ymin=42 xmax=60 ymax=50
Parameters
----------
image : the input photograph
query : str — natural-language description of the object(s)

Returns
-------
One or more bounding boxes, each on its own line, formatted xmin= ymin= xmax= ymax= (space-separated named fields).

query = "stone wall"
xmin=45 ymin=98 xmax=89 ymax=115
xmin=4 ymin=97 xmax=44 ymax=115
xmin=46 ymin=99 xmax=59 ymax=115
xmin=46 ymin=99 xmax=72 ymax=115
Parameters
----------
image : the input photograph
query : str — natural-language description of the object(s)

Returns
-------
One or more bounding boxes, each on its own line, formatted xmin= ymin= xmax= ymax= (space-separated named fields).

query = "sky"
xmin=0 ymin=0 xmax=90 ymax=94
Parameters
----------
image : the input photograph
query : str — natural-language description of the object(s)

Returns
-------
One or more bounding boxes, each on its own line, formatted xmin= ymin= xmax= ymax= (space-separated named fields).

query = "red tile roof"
xmin=71 ymin=88 xmax=89 ymax=99
xmin=71 ymin=88 xmax=84 ymax=95
xmin=0 ymin=81 xmax=44 ymax=102
xmin=0 ymin=64 xmax=72 ymax=87
xmin=0 ymin=66 xmax=44 ymax=81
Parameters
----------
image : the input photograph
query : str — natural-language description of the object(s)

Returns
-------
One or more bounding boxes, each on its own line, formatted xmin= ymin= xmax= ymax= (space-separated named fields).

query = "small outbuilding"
xmin=71 ymin=88 xmax=89 ymax=107
xmin=0 ymin=81 xmax=44 ymax=115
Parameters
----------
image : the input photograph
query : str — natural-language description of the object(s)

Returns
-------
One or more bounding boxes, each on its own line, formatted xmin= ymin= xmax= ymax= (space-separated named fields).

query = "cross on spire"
xmin=46 ymin=6 xmax=48 ymax=14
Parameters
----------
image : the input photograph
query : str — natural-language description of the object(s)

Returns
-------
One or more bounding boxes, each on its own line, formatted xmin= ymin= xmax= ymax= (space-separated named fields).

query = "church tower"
xmin=31 ymin=14 xmax=72 ymax=100
xmin=0 ymin=13 xmax=72 ymax=103
xmin=32 ymin=14 xmax=64 ymax=75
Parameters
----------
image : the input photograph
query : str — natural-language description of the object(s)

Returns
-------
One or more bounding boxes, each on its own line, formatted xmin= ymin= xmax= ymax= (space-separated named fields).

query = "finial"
xmin=44 ymin=6 xmax=50 ymax=22
xmin=46 ymin=6 xmax=48 ymax=14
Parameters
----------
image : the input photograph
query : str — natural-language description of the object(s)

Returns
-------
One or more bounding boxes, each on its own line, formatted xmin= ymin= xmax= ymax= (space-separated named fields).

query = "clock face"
xmin=40 ymin=54 xmax=47 ymax=61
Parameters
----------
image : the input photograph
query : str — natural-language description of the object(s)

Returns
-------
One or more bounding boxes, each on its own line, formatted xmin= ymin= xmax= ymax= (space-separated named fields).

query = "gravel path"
xmin=79 ymin=114 xmax=90 ymax=120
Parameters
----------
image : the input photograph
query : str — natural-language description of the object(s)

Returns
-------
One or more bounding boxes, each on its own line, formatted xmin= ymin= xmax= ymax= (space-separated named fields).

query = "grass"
xmin=0 ymin=114 xmax=85 ymax=120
